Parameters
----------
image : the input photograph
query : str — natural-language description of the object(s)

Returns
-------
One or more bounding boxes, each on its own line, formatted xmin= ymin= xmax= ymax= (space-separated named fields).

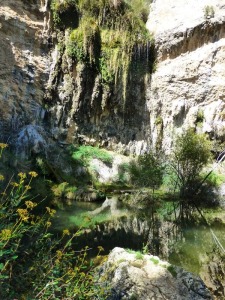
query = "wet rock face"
xmin=45 ymin=39 xmax=152 ymax=155
xmin=0 ymin=0 xmax=50 ymax=150
xmin=98 ymin=247 xmax=213 ymax=300
xmin=146 ymin=0 xmax=225 ymax=152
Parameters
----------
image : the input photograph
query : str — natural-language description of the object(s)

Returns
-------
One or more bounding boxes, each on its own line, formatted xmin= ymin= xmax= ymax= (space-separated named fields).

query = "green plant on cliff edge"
xmin=204 ymin=5 xmax=215 ymax=19
xmin=0 ymin=144 xmax=106 ymax=299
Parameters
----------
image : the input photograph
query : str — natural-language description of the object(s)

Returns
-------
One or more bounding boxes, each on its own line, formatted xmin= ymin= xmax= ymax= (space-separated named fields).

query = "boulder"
xmin=98 ymin=247 xmax=212 ymax=300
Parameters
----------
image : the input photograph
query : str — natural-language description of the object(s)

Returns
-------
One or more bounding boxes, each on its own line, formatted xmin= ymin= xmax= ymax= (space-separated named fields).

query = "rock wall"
xmin=1 ymin=0 xmax=225 ymax=157
xmin=45 ymin=41 xmax=151 ymax=155
xmin=0 ymin=0 xmax=51 ymax=156
xmin=146 ymin=0 xmax=225 ymax=152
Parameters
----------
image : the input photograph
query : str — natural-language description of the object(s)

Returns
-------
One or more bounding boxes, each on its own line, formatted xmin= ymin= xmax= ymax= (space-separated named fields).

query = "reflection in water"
xmin=53 ymin=197 xmax=182 ymax=258
xmin=53 ymin=196 xmax=225 ymax=296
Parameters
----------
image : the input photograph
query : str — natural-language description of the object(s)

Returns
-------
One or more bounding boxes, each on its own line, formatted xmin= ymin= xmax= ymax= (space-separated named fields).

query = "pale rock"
xmin=98 ymin=247 xmax=212 ymax=300
xmin=147 ymin=0 xmax=225 ymax=152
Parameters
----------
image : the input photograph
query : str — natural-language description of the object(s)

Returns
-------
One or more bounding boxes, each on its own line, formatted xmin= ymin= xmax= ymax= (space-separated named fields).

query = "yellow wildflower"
xmin=10 ymin=182 xmax=19 ymax=187
xmin=17 ymin=208 xmax=29 ymax=222
xmin=62 ymin=229 xmax=70 ymax=236
xmin=25 ymin=185 xmax=31 ymax=190
xmin=0 ymin=143 xmax=8 ymax=149
xmin=0 ymin=228 xmax=12 ymax=240
xmin=0 ymin=174 xmax=4 ymax=181
xmin=18 ymin=172 xmax=26 ymax=179
xmin=46 ymin=221 xmax=52 ymax=227
xmin=97 ymin=246 xmax=104 ymax=252
xmin=56 ymin=250 xmax=63 ymax=259
xmin=29 ymin=171 xmax=38 ymax=178
xmin=25 ymin=201 xmax=37 ymax=209
xmin=46 ymin=207 xmax=56 ymax=216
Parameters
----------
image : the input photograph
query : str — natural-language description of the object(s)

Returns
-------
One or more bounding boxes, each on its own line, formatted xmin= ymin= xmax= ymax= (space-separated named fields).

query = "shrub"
xmin=171 ymin=129 xmax=212 ymax=200
xmin=204 ymin=5 xmax=215 ymax=19
xmin=129 ymin=152 xmax=164 ymax=191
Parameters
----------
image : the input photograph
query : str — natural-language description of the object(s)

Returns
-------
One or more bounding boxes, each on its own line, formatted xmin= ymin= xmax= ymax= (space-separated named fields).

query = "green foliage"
xmin=54 ymin=0 xmax=153 ymax=100
xmin=171 ymin=129 xmax=212 ymax=199
xmin=202 ymin=171 xmax=225 ymax=188
xmin=204 ymin=5 xmax=215 ymax=19
xmin=67 ymin=17 xmax=101 ymax=64
xmin=115 ymin=162 xmax=130 ymax=183
xmin=135 ymin=251 xmax=144 ymax=260
xmin=150 ymin=257 xmax=159 ymax=265
xmin=167 ymin=265 xmax=177 ymax=278
xmin=129 ymin=152 xmax=164 ymax=191
xmin=50 ymin=0 xmax=78 ymax=26
xmin=72 ymin=145 xmax=113 ymax=165
xmin=51 ymin=182 xmax=77 ymax=198
xmin=0 ymin=145 xmax=106 ymax=299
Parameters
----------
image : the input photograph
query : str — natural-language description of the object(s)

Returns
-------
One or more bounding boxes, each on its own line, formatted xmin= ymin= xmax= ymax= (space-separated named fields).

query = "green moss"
xmin=135 ymin=251 xmax=144 ymax=260
xmin=167 ymin=265 xmax=177 ymax=278
xmin=72 ymin=145 xmax=113 ymax=165
xmin=67 ymin=17 xmax=100 ymax=64
xmin=150 ymin=257 xmax=159 ymax=265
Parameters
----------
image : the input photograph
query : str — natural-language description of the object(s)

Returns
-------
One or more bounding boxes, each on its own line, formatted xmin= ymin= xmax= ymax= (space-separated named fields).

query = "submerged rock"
xmin=98 ymin=247 xmax=212 ymax=300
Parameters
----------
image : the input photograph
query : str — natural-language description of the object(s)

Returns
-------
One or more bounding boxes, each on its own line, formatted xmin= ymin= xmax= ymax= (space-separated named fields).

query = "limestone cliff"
xmin=1 ymin=0 xmax=225 ymax=158
xmin=0 ymin=0 xmax=51 ymax=157
xmin=146 ymin=0 xmax=225 ymax=152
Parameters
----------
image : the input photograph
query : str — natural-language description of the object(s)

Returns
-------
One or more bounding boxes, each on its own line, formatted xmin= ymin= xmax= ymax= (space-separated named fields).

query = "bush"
xmin=204 ymin=5 xmax=215 ymax=19
xmin=129 ymin=152 xmax=164 ymax=191
xmin=171 ymin=129 xmax=212 ymax=200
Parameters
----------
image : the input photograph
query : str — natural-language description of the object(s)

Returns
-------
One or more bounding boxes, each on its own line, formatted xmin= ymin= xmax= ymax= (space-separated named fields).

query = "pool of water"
xmin=53 ymin=197 xmax=225 ymax=276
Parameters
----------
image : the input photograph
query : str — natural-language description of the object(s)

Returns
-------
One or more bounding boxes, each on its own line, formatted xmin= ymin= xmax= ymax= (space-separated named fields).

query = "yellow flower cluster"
xmin=0 ymin=228 xmax=12 ymax=240
xmin=29 ymin=171 xmax=38 ymax=178
xmin=0 ymin=174 xmax=4 ymax=181
xmin=18 ymin=172 xmax=26 ymax=179
xmin=56 ymin=250 xmax=63 ymax=259
xmin=0 ymin=143 xmax=8 ymax=149
xmin=17 ymin=208 xmax=29 ymax=222
xmin=11 ymin=182 xmax=19 ymax=187
xmin=46 ymin=207 xmax=56 ymax=216
xmin=25 ymin=201 xmax=37 ymax=209
xmin=46 ymin=221 xmax=52 ymax=228
xmin=63 ymin=229 xmax=70 ymax=236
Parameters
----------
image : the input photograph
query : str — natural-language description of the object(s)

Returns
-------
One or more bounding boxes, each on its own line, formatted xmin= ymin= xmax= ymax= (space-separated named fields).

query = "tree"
xmin=171 ymin=128 xmax=212 ymax=200
xmin=129 ymin=152 xmax=164 ymax=192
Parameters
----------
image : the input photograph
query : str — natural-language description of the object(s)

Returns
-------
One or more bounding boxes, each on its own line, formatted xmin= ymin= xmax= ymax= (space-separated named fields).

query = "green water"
xmin=53 ymin=199 xmax=225 ymax=276
xmin=169 ymin=224 xmax=225 ymax=275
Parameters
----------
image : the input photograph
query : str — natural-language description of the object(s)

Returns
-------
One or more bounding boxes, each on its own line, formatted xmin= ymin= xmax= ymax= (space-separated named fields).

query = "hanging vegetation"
xmin=51 ymin=0 xmax=153 ymax=101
